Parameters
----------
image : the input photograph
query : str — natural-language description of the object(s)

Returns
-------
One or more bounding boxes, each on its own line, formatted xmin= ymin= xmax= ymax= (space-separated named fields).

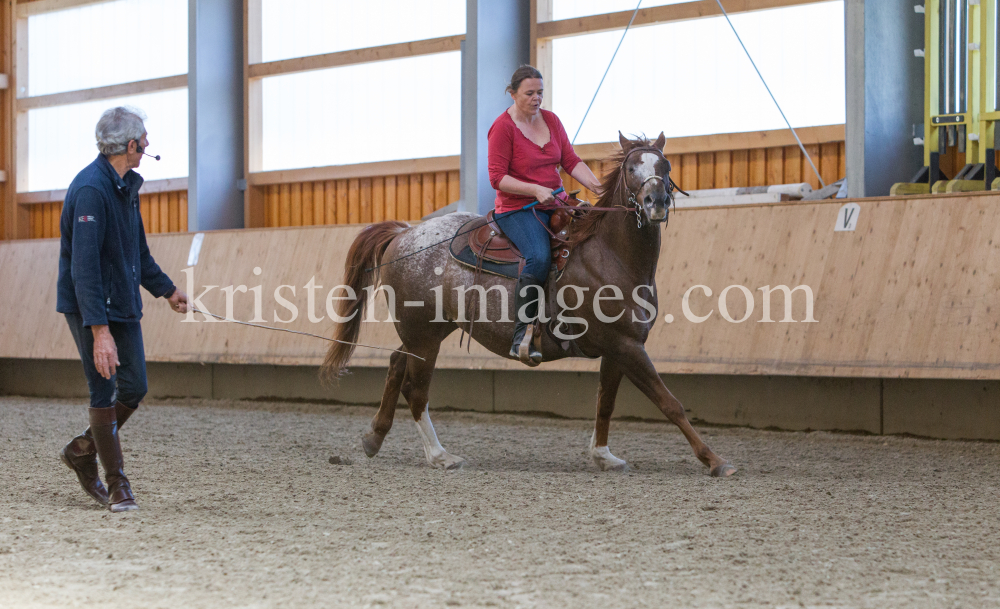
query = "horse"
xmin=321 ymin=132 xmax=736 ymax=477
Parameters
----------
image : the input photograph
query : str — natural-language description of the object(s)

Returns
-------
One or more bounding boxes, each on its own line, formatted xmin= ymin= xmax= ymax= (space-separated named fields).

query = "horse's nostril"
xmin=644 ymin=195 xmax=653 ymax=206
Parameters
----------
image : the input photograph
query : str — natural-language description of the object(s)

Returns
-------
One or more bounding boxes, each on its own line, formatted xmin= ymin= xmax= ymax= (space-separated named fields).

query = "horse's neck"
xmin=595 ymin=203 xmax=661 ymax=284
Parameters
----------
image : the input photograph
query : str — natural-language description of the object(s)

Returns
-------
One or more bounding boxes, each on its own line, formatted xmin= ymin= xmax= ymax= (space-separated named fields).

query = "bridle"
xmin=613 ymin=146 xmax=687 ymax=228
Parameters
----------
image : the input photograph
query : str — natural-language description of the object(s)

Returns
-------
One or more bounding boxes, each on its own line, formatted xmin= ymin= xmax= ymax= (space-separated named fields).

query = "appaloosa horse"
xmin=321 ymin=133 xmax=736 ymax=477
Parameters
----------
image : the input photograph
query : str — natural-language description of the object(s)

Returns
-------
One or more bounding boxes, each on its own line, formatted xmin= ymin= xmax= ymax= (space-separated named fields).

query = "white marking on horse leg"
xmin=414 ymin=410 xmax=465 ymax=470
xmin=590 ymin=430 xmax=628 ymax=472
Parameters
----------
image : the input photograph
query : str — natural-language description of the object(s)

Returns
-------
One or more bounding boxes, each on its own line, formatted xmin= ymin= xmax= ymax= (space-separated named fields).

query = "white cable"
xmin=713 ymin=0 xmax=826 ymax=188
xmin=572 ymin=0 xmax=643 ymax=145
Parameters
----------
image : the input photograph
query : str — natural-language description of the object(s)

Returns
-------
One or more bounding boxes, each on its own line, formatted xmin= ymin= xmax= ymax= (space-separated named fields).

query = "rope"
xmin=572 ymin=0 xmax=643 ymax=145
xmin=713 ymin=0 xmax=825 ymax=188
xmin=188 ymin=307 xmax=425 ymax=361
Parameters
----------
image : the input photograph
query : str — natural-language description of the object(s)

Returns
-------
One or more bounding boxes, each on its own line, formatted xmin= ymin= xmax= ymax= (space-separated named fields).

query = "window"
xmin=21 ymin=0 xmax=189 ymax=192
xmin=261 ymin=0 xmax=465 ymax=62
xmin=260 ymin=53 xmax=461 ymax=171
xmin=550 ymin=1 xmax=845 ymax=144
xmin=551 ymin=0 xmax=687 ymax=21
xmin=27 ymin=0 xmax=187 ymax=96
xmin=255 ymin=0 xmax=464 ymax=171
xmin=28 ymin=90 xmax=189 ymax=191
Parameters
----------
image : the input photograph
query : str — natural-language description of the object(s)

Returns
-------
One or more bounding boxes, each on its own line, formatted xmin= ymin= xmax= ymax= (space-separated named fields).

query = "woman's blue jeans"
xmin=495 ymin=208 xmax=552 ymax=280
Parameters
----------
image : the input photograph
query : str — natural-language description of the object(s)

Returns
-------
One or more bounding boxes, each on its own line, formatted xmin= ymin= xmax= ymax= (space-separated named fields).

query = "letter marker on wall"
xmin=835 ymin=203 xmax=860 ymax=232
xmin=187 ymin=233 xmax=205 ymax=266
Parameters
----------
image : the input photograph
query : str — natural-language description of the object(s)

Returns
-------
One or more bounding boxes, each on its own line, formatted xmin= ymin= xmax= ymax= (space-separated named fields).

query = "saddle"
xmin=447 ymin=202 xmax=593 ymax=366
xmin=448 ymin=207 xmax=577 ymax=280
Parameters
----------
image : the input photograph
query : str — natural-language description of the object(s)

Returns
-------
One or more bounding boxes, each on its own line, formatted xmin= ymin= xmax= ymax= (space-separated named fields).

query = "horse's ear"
xmin=619 ymin=131 xmax=634 ymax=152
xmin=654 ymin=132 xmax=666 ymax=151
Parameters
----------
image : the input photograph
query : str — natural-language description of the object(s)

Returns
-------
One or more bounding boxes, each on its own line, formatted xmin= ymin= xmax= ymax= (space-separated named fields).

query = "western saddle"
xmin=449 ymin=206 xmax=577 ymax=279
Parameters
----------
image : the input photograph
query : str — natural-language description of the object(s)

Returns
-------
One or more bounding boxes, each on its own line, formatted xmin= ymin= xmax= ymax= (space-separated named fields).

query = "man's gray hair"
xmin=95 ymin=106 xmax=147 ymax=156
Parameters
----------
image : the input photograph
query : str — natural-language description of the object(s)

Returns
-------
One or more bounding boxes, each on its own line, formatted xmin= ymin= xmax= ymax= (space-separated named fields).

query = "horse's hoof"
xmin=591 ymin=446 xmax=629 ymax=472
xmin=710 ymin=462 xmax=737 ymax=477
xmin=361 ymin=431 xmax=384 ymax=458
xmin=429 ymin=453 xmax=465 ymax=470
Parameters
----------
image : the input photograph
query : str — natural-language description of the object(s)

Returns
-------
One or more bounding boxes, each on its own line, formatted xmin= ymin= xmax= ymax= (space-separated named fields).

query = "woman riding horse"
xmin=488 ymin=65 xmax=602 ymax=361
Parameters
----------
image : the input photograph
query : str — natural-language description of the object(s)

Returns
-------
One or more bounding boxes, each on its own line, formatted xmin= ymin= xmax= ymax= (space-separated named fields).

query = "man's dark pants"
xmin=64 ymin=313 xmax=147 ymax=408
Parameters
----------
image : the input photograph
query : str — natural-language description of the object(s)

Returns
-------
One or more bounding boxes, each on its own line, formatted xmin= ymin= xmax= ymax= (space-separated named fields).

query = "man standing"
xmin=56 ymin=106 xmax=188 ymax=512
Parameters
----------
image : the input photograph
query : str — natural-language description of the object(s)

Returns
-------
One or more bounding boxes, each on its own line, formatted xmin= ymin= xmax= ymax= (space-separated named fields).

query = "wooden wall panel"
xmin=26 ymin=190 xmax=189 ymax=239
xmin=384 ymin=176 xmax=397 ymax=221
xmin=561 ymin=140 xmax=847 ymax=200
xmin=6 ymin=191 xmax=1000 ymax=380
xmin=408 ymin=174 xmax=421 ymax=220
xmin=360 ymin=178 xmax=372 ymax=223
xmin=301 ymin=182 xmax=313 ymax=226
xmin=348 ymin=178 xmax=360 ymax=224
xmin=336 ymin=179 xmax=348 ymax=224
xmin=290 ymin=183 xmax=302 ymax=227
xmin=255 ymin=170 xmax=464 ymax=228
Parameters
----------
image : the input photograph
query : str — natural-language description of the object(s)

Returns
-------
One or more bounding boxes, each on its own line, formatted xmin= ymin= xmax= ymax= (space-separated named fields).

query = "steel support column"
xmin=188 ymin=0 xmax=244 ymax=230
xmin=846 ymin=0 xmax=925 ymax=197
xmin=460 ymin=0 xmax=530 ymax=214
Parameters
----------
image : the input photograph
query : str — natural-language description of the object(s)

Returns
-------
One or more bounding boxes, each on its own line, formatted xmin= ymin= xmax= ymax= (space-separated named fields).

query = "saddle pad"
xmin=449 ymin=244 xmax=523 ymax=279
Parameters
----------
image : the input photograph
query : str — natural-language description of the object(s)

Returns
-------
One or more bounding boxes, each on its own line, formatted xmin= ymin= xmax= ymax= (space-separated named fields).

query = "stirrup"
xmin=517 ymin=324 xmax=542 ymax=367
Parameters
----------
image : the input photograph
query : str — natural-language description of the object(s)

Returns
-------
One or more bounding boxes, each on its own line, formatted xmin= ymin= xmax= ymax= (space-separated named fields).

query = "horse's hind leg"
xmin=590 ymin=358 xmax=628 ymax=471
xmin=362 ymin=349 xmax=407 ymax=458
xmin=402 ymin=344 xmax=465 ymax=470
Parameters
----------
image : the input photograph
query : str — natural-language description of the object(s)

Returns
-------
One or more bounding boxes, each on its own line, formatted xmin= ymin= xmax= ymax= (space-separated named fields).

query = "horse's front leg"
xmin=590 ymin=358 xmax=628 ymax=471
xmin=612 ymin=343 xmax=736 ymax=477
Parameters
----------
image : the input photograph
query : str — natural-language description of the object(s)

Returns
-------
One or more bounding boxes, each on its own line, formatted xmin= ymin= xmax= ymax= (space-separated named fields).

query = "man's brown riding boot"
xmin=60 ymin=402 xmax=137 ymax=506
xmin=89 ymin=406 xmax=138 ymax=512
xmin=59 ymin=402 xmax=138 ymax=505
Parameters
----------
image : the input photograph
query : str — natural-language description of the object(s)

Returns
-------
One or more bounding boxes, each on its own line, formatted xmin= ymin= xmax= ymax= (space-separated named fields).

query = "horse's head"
xmin=618 ymin=131 xmax=671 ymax=224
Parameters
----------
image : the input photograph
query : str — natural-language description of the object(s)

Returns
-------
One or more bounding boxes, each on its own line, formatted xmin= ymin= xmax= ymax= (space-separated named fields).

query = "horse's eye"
xmin=628 ymin=167 xmax=635 ymax=173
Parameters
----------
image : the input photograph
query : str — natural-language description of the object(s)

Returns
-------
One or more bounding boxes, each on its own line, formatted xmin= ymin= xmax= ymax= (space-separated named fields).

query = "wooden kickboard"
xmin=2 ymin=191 xmax=999 ymax=379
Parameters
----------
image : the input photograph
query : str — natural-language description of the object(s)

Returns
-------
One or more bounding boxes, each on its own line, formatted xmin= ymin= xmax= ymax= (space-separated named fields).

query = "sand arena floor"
xmin=0 ymin=395 xmax=998 ymax=608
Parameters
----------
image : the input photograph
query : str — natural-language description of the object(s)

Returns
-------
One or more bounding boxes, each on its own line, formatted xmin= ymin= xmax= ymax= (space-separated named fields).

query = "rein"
xmin=363 ymin=149 xmax=685 ymax=273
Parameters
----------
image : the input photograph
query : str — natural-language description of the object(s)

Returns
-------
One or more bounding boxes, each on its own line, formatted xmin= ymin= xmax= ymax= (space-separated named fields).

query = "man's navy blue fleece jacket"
xmin=56 ymin=154 xmax=175 ymax=328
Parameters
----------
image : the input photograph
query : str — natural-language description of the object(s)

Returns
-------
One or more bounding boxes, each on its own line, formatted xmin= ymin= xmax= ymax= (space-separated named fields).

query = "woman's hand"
xmin=91 ymin=325 xmax=119 ymax=380
xmin=533 ymin=185 xmax=555 ymax=204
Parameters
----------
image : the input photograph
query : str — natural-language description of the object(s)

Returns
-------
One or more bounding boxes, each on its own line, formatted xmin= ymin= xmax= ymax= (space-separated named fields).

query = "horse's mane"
xmin=568 ymin=136 xmax=658 ymax=246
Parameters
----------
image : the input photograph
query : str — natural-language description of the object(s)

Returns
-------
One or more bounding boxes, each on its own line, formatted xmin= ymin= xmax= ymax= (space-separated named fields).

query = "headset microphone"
xmin=135 ymin=141 xmax=161 ymax=161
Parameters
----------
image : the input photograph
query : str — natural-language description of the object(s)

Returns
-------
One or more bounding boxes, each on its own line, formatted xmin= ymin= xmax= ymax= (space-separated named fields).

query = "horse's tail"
xmin=320 ymin=220 xmax=410 ymax=383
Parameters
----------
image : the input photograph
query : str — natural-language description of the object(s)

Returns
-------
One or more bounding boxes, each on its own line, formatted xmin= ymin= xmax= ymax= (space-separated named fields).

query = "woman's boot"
xmin=60 ymin=401 xmax=137 ymax=506
xmin=88 ymin=406 xmax=139 ymax=512
xmin=510 ymin=273 xmax=544 ymax=364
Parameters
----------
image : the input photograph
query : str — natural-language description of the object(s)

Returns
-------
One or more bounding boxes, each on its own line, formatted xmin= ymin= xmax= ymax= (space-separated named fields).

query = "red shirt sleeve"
xmin=551 ymin=112 xmax=582 ymax=175
xmin=487 ymin=114 xmax=514 ymax=191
